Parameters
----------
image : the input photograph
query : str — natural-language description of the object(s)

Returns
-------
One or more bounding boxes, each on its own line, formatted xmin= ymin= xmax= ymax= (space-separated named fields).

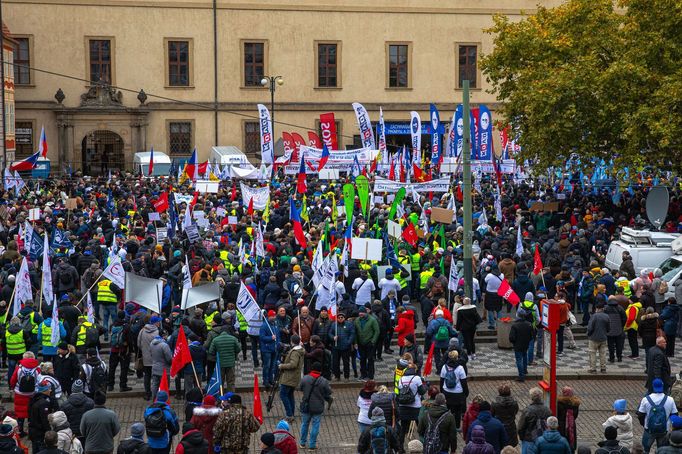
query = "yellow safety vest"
xmin=410 ymin=253 xmax=421 ymax=272
xmin=76 ymin=321 xmax=94 ymax=347
xmin=396 ymin=273 xmax=407 ymax=289
xmin=394 ymin=367 xmax=405 ymax=394
xmin=617 ymin=280 xmax=632 ymax=298
xmin=25 ymin=312 xmax=39 ymax=335
xmin=41 ymin=322 xmax=57 ymax=348
xmin=0 ymin=311 xmax=6 ymax=325
xmin=5 ymin=330 xmax=26 ymax=355
xmin=204 ymin=312 xmax=216 ymax=330
xmin=219 ymin=250 xmax=230 ymax=268
xmin=420 ymin=270 xmax=434 ymax=289
xmin=625 ymin=303 xmax=641 ymax=331
xmin=97 ymin=280 xmax=118 ymax=305
xmin=236 ymin=311 xmax=248 ymax=332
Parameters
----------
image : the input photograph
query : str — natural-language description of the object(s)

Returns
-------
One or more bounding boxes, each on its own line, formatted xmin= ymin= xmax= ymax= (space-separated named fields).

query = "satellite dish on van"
xmin=646 ymin=186 xmax=669 ymax=230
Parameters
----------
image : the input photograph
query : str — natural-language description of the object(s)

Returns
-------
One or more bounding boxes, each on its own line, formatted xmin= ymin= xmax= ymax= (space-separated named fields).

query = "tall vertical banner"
xmin=378 ymin=107 xmax=387 ymax=157
xmin=356 ymin=175 xmax=370 ymax=219
xmin=343 ymin=183 xmax=356 ymax=221
xmin=429 ymin=104 xmax=441 ymax=165
xmin=410 ymin=111 xmax=421 ymax=160
xmin=471 ymin=107 xmax=480 ymax=160
xmin=291 ymin=133 xmax=306 ymax=160
xmin=257 ymin=104 xmax=274 ymax=164
xmin=307 ymin=132 xmax=322 ymax=148
xmin=352 ymin=102 xmax=376 ymax=150
xmin=319 ymin=113 xmax=338 ymax=150
xmin=451 ymin=104 xmax=463 ymax=158
xmin=478 ymin=105 xmax=494 ymax=161
xmin=282 ymin=132 xmax=295 ymax=161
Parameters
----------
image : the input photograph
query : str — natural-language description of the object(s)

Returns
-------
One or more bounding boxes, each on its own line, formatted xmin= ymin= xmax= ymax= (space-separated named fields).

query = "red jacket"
xmin=190 ymin=405 xmax=222 ymax=450
xmin=394 ymin=310 xmax=415 ymax=347
xmin=273 ymin=429 xmax=298 ymax=454
xmin=431 ymin=306 xmax=453 ymax=323
xmin=10 ymin=358 xmax=40 ymax=390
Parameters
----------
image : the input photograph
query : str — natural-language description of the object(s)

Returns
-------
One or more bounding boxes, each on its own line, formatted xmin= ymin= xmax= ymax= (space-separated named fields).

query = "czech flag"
xmin=318 ymin=143 xmax=330 ymax=172
xmin=148 ymin=146 xmax=154 ymax=176
xmin=184 ymin=148 xmax=199 ymax=181
xmin=10 ymin=151 xmax=40 ymax=172
xmin=38 ymin=126 xmax=48 ymax=158
xmin=297 ymin=153 xmax=307 ymax=194
xmin=289 ymin=197 xmax=307 ymax=249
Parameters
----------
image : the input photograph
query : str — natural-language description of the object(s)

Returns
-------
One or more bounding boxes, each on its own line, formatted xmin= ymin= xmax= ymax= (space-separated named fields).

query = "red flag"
xmin=170 ymin=328 xmax=192 ymax=378
xmin=307 ymin=132 xmax=322 ymax=148
xmin=412 ymin=164 xmax=424 ymax=182
xmin=291 ymin=132 xmax=306 ymax=160
xmin=190 ymin=191 xmax=199 ymax=208
xmin=388 ymin=156 xmax=396 ymax=180
xmin=247 ymin=197 xmax=254 ymax=216
xmin=533 ymin=245 xmax=543 ymax=276
xmin=198 ymin=161 xmax=209 ymax=176
xmin=230 ymin=183 xmax=237 ymax=202
xmin=497 ymin=278 xmax=520 ymax=306
xmin=253 ymin=374 xmax=263 ymax=424
xmin=283 ymin=132 xmax=296 ymax=162
xmin=297 ymin=154 xmax=307 ymax=194
xmin=423 ymin=343 xmax=436 ymax=376
xmin=402 ymin=223 xmax=418 ymax=247
xmin=157 ymin=368 xmax=170 ymax=403
xmin=153 ymin=191 xmax=169 ymax=213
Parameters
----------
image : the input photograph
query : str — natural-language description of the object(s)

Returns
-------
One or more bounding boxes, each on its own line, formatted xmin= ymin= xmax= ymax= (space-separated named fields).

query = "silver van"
xmin=605 ymin=227 xmax=679 ymax=275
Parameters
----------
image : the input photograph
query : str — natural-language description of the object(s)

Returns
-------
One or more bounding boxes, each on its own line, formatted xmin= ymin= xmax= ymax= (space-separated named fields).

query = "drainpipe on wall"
xmin=213 ymin=0 xmax=218 ymax=147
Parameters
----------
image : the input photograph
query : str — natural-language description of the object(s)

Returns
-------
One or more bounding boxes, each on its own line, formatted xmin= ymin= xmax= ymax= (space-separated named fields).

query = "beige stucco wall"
xmin=5 ymin=0 xmax=564 ymax=166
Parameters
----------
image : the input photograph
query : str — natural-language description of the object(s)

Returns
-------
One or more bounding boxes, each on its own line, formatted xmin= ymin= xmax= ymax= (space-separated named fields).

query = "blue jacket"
xmin=37 ymin=318 xmax=67 ymax=356
xmin=259 ymin=320 xmax=280 ymax=353
xmin=660 ymin=304 xmax=680 ymax=336
xmin=327 ymin=321 xmax=355 ymax=350
xmin=161 ymin=284 xmax=172 ymax=310
xmin=535 ymin=430 xmax=571 ymax=454
xmin=426 ymin=317 xmax=456 ymax=349
xmin=467 ymin=410 xmax=508 ymax=454
xmin=143 ymin=403 xmax=179 ymax=449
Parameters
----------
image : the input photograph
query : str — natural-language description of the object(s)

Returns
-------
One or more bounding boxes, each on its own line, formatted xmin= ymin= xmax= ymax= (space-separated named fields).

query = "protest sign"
xmin=431 ymin=207 xmax=455 ymax=224
xmin=350 ymin=238 xmax=382 ymax=261
xmin=148 ymin=212 xmax=161 ymax=222
xmin=387 ymin=220 xmax=401 ymax=238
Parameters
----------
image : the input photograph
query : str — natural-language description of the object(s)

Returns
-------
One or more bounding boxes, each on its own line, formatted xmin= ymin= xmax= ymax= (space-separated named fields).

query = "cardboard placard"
xmin=430 ymin=207 xmax=455 ymax=224
xmin=65 ymin=198 xmax=78 ymax=210
xmin=185 ymin=224 xmax=201 ymax=243
xmin=319 ymin=169 xmax=340 ymax=180
xmin=350 ymin=238 xmax=382 ymax=261
xmin=28 ymin=208 xmax=40 ymax=221
xmin=156 ymin=226 xmax=168 ymax=242
xmin=416 ymin=228 xmax=425 ymax=238
xmin=387 ymin=220 xmax=402 ymax=239
xmin=148 ymin=212 xmax=161 ymax=222
xmin=530 ymin=202 xmax=560 ymax=212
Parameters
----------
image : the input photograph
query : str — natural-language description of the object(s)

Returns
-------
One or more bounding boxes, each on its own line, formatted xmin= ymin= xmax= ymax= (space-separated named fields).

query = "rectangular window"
xmin=317 ymin=43 xmax=338 ymax=88
xmin=15 ymin=121 xmax=33 ymax=158
xmin=89 ymin=39 xmax=112 ymax=84
xmin=168 ymin=40 xmax=190 ymax=86
xmin=14 ymin=37 xmax=30 ymax=85
xmin=244 ymin=121 xmax=260 ymax=155
xmin=168 ymin=121 xmax=192 ymax=156
xmin=388 ymin=44 xmax=409 ymax=88
xmin=243 ymin=42 xmax=265 ymax=87
xmin=458 ymin=45 xmax=478 ymax=88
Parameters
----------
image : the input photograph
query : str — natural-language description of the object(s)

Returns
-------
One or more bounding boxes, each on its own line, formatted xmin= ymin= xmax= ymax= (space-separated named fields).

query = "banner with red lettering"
xmin=320 ymin=112 xmax=338 ymax=150
xmin=308 ymin=132 xmax=322 ymax=148
xmin=497 ymin=279 xmax=520 ymax=306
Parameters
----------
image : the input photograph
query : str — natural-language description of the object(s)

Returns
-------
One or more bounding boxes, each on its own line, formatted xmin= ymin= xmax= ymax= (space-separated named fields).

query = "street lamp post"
xmin=260 ymin=75 xmax=284 ymax=138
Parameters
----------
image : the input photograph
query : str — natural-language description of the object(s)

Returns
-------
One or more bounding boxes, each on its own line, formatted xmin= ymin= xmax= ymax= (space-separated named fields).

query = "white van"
xmin=604 ymin=227 xmax=679 ymax=274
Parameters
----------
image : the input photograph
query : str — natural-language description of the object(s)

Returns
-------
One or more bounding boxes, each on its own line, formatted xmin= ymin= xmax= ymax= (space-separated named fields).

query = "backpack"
xmin=646 ymin=395 xmax=669 ymax=434
xmin=397 ymin=376 xmax=416 ymax=405
xmin=17 ymin=366 xmax=37 ymax=393
xmin=530 ymin=414 xmax=547 ymax=440
xmin=444 ymin=366 xmax=458 ymax=389
xmin=144 ymin=405 xmax=168 ymax=438
xmin=85 ymin=325 xmax=100 ymax=347
xmin=435 ymin=324 xmax=449 ymax=342
xmin=369 ymin=426 xmax=387 ymax=454
xmin=87 ymin=362 xmax=108 ymax=394
xmin=671 ymin=376 xmax=682 ymax=409
xmin=110 ymin=325 xmax=124 ymax=348
xmin=423 ymin=412 xmax=449 ymax=454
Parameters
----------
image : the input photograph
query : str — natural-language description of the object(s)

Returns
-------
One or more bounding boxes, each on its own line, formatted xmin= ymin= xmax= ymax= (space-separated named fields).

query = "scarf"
xmin=566 ymin=408 xmax=576 ymax=447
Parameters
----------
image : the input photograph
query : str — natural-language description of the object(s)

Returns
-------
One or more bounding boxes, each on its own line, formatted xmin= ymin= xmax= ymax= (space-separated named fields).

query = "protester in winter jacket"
xmin=37 ymin=308 xmax=66 ymax=361
xmin=372 ymin=300 xmax=392 ymax=360
xmin=535 ymin=416 xmax=572 ymax=454
xmin=427 ymin=310 xmax=457 ymax=368
xmin=463 ymin=425 xmax=496 ymax=454
xmin=355 ymin=307 xmax=380 ymax=380
xmin=660 ymin=298 xmax=680 ymax=357
xmin=624 ymin=301 xmax=642 ymax=360
xmin=393 ymin=306 xmax=415 ymax=352
xmin=175 ymin=422 xmax=209 ymax=454
xmin=604 ymin=297 xmax=627 ymax=363
xmin=116 ymin=422 xmax=150 ymax=454
xmin=9 ymin=351 xmax=40 ymax=435
xmin=150 ymin=335 xmax=172 ymax=401
xmin=137 ymin=317 xmax=161 ymax=401
xmin=208 ymin=329 xmax=241 ymax=392
xmin=143 ymin=391 xmax=179 ymax=453
xmin=0 ymin=423 xmax=23 ymax=454
xmin=61 ymin=380 xmax=94 ymax=443
xmin=79 ymin=348 xmax=108 ymax=397
xmin=189 ymin=395 xmax=220 ymax=451
xmin=298 ymin=362 xmax=333 ymax=450
xmin=595 ymin=426 xmax=630 ymax=454
xmin=29 ymin=380 xmax=58 ymax=453
xmin=273 ymin=420 xmax=298 ymax=454
xmin=80 ymin=392 xmax=121 ymax=454
xmin=278 ymin=335 xmax=305 ymax=420
xmin=491 ymin=383 xmax=519 ymax=447
xmin=368 ymin=385 xmax=400 ymax=429
xmin=517 ymin=387 xmax=552 ymax=453
xmin=602 ymin=399 xmax=633 ymax=449
xmin=467 ymin=401 xmax=507 ymax=454
xmin=357 ymin=407 xmax=400 ymax=454
xmin=417 ymin=393 xmax=458 ymax=454
xmin=48 ymin=411 xmax=76 ymax=454
xmin=557 ymin=386 xmax=581 ymax=453
xmin=403 ymin=334 xmax=423 ymax=374
xmin=292 ymin=306 xmax=315 ymax=346
xmin=462 ymin=395 xmax=484 ymax=444
xmin=327 ymin=313 xmax=355 ymax=380
xmin=260 ymin=310 xmax=281 ymax=388
xmin=53 ymin=343 xmax=79 ymax=396
xmin=456 ymin=297 xmax=483 ymax=358
xmin=509 ymin=308 xmax=534 ymax=382
xmin=213 ymin=394 xmax=261 ymax=453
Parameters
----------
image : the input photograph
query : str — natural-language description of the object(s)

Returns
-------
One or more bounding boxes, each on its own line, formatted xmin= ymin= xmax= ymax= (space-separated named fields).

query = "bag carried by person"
xmin=423 ymin=412 xmax=450 ymax=454
xmin=435 ymin=324 xmax=449 ymax=342
xmin=299 ymin=377 xmax=320 ymax=414
xmin=370 ymin=425 xmax=387 ymax=454
xmin=87 ymin=362 xmax=108 ymax=394
xmin=17 ymin=366 xmax=37 ymax=393
xmin=144 ymin=404 xmax=168 ymax=438
xmin=646 ymin=395 xmax=669 ymax=434
xmin=397 ymin=376 xmax=416 ymax=405
xmin=444 ymin=366 xmax=458 ymax=389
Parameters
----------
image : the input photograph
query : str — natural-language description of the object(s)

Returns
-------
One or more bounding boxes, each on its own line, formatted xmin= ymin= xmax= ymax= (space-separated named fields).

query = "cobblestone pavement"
xmin=13 ymin=379 xmax=652 ymax=453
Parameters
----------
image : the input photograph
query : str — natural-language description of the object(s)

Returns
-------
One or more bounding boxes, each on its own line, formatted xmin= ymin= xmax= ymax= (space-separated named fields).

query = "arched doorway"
xmin=81 ymin=130 xmax=124 ymax=175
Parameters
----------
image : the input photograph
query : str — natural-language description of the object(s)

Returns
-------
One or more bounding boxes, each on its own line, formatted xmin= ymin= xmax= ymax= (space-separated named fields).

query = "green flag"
xmin=356 ymin=175 xmax=370 ymax=219
xmin=388 ymin=187 xmax=406 ymax=220
xmin=439 ymin=225 xmax=446 ymax=250
xmin=343 ymin=183 xmax=355 ymax=221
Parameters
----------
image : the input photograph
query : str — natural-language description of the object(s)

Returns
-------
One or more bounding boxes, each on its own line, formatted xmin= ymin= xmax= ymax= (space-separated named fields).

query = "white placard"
xmin=387 ymin=220 xmax=401 ymax=238
xmin=373 ymin=195 xmax=384 ymax=205
xmin=387 ymin=195 xmax=395 ymax=203
xmin=193 ymin=210 xmax=205 ymax=219
xmin=216 ymin=207 xmax=227 ymax=217
xmin=319 ymin=169 xmax=340 ymax=180
xmin=337 ymin=206 xmax=345 ymax=217
xmin=197 ymin=218 xmax=210 ymax=229
xmin=157 ymin=227 xmax=168 ymax=242
xmin=148 ymin=212 xmax=161 ymax=222
xmin=195 ymin=180 xmax=219 ymax=193
xmin=185 ymin=224 xmax=201 ymax=243
xmin=228 ymin=216 xmax=238 ymax=225
xmin=350 ymin=238 xmax=382 ymax=261
xmin=29 ymin=208 xmax=40 ymax=221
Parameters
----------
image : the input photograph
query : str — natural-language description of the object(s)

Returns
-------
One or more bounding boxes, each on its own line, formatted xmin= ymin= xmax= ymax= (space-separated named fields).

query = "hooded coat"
xmin=417 ymin=404 xmax=458 ymax=453
xmin=602 ymin=413 xmax=634 ymax=449
xmin=49 ymin=411 xmax=74 ymax=453
xmin=191 ymin=405 xmax=222 ymax=450
xmin=517 ymin=402 xmax=552 ymax=443
xmin=491 ymin=395 xmax=519 ymax=447
xmin=137 ymin=324 xmax=160 ymax=367
xmin=467 ymin=410 xmax=507 ymax=454
xmin=175 ymin=429 xmax=209 ymax=454
xmin=61 ymin=392 xmax=94 ymax=436
xmin=660 ymin=303 xmax=680 ymax=336
xmin=279 ymin=344 xmax=305 ymax=388
xmin=394 ymin=310 xmax=415 ymax=347
xmin=273 ymin=421 xmax=298 ymax=454
xmin=463 ymin=425 xmax=496 ymax=454
xmin=557 ymin=395 xmax=580 ymax=452
xmin=357 ymin=411 xmax=400 ymax=454
xmin=150 ymin=336 xmax=172 ymax=376
xmin=604 ymin=299 xmax=627 ymax=337
xmin=535 ymin=429 xmax=572 ymax=454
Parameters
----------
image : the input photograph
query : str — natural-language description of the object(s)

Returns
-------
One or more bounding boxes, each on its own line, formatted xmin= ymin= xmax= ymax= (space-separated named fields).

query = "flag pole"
xmin=190 ymin=361 xmax=203 ymax=394
xmin=38 ymin=269 xmax=44 ymax=316
xmin=75 ymin=274 xmax=104 ymax=308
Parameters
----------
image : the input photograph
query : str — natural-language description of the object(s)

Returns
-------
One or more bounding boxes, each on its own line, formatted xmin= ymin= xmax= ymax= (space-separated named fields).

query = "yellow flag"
xmin=263 ymin=197 xmax=270 ymax=223
xmin=209 ymin=172 xmax=220 ymax=182
xmin=331 ymin=193 xmax=337 ymax=223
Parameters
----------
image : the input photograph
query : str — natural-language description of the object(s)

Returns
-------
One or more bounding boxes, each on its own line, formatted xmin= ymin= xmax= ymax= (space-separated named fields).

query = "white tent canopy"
xmin=211 ymin=146 xmax=249 ymax=165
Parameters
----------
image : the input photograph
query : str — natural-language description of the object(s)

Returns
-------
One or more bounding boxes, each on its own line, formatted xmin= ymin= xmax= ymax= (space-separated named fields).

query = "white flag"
xmin=257 ymin=104 xmax=274 ymax=164
xmin=14 ymin=258 xmax=33 ymax=316
xmin=352 ymin=102 xmax=376 ymax=149
xmin=42 ymin=233 xmax=54 ymax=304
xmin=328 ymin=276 xmax=338 ymax=318
xmin=448 ymin=255 xmax=459 ymax=293
xmin=102 ymin=255 xmax=126 ymax=289
xmin=14 ymin=171 xmax=25 ymax=195
xmin=494 ymin=189 xmax=502 ymax=221
xmin=446 ymin=193 xmax=457 ymax=222
xmin=516 ymin=224 xmax=524 ymax=257
xmin=183 ymin=256 xmax=193 ymax=289
xmin=255 ymin=223 xmax=265 ymax=258
xmin=86 ymin=291 xmax=95 ymax=323
xmin=183 ymin=206 xmax=193 ymax=230
xmin=235 ymin=281 xmax=260 ymax=322
xmin=4 ymin=168 xmax=14 ymax=190
xmin=478 ymin=208 xmax=488 ymax=226
xmin=50 ymin=303 xmax=61 ymax=346
xmin=340 ymin=242 xmax=349 ymax=277
xmin=311 ymin=243 xmax=324 ymax=288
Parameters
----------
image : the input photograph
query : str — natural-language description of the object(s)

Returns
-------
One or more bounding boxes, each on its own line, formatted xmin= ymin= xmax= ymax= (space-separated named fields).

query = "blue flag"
xmin=383 ymin=232 xmax=401 ymax=269
xmin=51 ymin=228 xmax=73 ymax=249
xmin=168 ymin=192 xmax=177 ymax=239
xmin=206 ymin=355 xmax=222 ymax=397
xmin=107 ymin=190 xmax=115 ymax=212
xmin=28 ymin=232 xmax=44 ymax=261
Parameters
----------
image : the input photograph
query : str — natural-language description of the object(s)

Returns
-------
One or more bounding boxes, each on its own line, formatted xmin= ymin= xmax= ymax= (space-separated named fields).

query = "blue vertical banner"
xmin=429 ymin=103 xmax=442 ymax=166
xmin=478 ymin=105 xmax=494 ymax=161
xmin=470 ymin=109 xmax=480 ymax=160
xmin=452 ymin=104 xmax=463 ymax=158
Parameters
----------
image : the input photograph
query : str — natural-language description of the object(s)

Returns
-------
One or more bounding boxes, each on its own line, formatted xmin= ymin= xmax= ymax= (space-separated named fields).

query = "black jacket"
xmin=0 ymin=437 xmax=23 ymax=454
xmin=179 ymin=429 xmax=209 ymax=454
xmin=61 ymin=392 xmax=95 ymax=436
xmin=29 ymin=393 xmax=57 ymax=443
xmin=595 ymin=439 xmax=629 ymax=454
xmin=646 ymin=345 xmax=672 ymax=391
xmin=117 ymin=438 xmax=150 ymax=454
xmin=54 ymin=350 xmax=80 ymax=393
xmin=509 ymin=319 xmax=534 ymax=352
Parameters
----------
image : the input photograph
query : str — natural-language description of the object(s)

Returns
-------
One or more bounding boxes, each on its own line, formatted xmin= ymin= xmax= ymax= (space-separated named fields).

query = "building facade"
xmin=2 ymin=22 xmax=16 ymax=167
xmin=6 ymin=0 xmax=560 ymax=172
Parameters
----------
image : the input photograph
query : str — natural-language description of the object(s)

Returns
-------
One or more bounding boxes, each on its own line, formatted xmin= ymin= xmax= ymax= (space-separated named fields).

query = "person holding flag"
xmin=36 ymin=306 xmax=66 ymax=362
